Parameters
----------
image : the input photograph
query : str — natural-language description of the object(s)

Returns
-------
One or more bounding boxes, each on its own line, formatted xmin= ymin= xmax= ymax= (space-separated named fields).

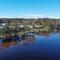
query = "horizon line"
xmin=0 ymin=14 xmax=60 ymax=19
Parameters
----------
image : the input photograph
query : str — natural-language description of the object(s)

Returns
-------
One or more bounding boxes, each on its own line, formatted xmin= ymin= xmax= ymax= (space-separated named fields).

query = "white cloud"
xmin=20 ymin=14 xmax=60 ymax=19
xmin=0 ymin=14 xmax=60 ymax=19
xmin=20 ymin=14 xmax=46 ymax=19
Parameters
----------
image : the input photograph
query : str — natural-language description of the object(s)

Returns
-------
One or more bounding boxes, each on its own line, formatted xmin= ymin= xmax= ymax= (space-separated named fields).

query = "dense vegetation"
xmin=0 ymin=18 xmax=60 ymax=35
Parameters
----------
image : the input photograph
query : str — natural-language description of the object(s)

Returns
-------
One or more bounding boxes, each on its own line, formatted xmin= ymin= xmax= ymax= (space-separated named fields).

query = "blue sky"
xmin=0 ymin=0 xmax=60 ymax=18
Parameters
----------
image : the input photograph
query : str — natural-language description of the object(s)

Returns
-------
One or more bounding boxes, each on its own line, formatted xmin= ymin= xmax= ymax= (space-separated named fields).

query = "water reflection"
xmin=36 ymin=29 xmax=60 ymax=37
xmin=0 ymin=33 xmax=35 ymax=49
xmin=0 ymin=29 xmax=60 ymax=49
xmin=0 ymin=29 xmax=60 ymax=60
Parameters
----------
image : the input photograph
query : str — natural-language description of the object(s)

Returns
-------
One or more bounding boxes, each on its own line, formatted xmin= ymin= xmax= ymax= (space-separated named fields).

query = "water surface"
xmin=0 ymin=30 xmax=60 ymax=60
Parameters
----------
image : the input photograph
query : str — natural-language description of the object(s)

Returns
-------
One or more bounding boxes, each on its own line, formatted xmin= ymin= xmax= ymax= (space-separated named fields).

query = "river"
xmin=0 ymin=30 xmax=60 ymax=60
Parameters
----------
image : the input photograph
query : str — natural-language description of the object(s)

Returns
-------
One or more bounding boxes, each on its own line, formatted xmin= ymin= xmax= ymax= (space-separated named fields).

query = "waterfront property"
xmin=0 ymin=18 xmax=60 ymax=38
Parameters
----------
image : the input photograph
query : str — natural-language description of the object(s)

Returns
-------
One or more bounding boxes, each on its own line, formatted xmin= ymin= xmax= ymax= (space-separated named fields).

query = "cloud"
xmin=20 ymin=14 xmax=60 ymax=19
xmin=0 ymin=14 xmax=60 ymax=19
xmin=20 ymin=14 xmax=46 ymax=19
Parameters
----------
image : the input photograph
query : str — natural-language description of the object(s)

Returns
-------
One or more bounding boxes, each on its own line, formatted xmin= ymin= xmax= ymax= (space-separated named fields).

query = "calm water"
xmin=0 ymin=30 xmax=60 ymax=60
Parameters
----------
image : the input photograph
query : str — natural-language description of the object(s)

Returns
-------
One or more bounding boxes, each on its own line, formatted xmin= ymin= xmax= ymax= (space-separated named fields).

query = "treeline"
xmin=0 ymin=18 xmax=60 ymax=22
xmin=0 ymin=18 xmax=60 ymax=26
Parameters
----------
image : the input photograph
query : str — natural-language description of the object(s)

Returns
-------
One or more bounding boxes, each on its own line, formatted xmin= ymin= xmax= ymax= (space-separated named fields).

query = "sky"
xmin=0 ymin=0 xmax=60 ymax=18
